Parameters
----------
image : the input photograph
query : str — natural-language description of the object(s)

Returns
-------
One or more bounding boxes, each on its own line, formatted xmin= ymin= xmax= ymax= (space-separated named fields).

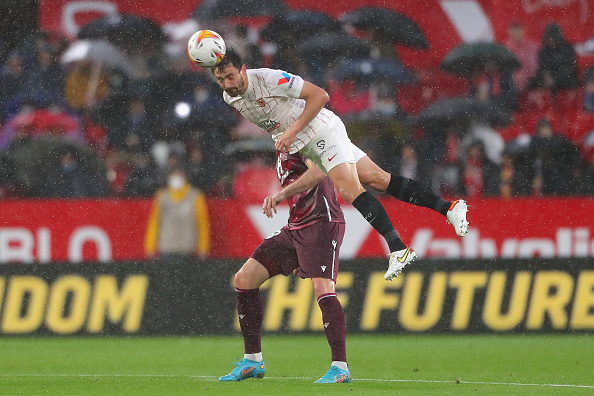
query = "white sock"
xmin=244 ymin=352 xmax=263 ymax=362
xmin=331 ymin=361 xmax=348 ymax=371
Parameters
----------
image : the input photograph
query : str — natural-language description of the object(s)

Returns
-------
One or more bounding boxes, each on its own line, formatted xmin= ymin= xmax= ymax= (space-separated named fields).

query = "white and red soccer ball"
xmin=187 ymin=30 xmax=226 ymax=68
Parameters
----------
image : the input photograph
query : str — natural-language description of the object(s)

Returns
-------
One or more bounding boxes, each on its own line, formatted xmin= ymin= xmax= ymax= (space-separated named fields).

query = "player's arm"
xmin=263 ymin=160 xmax=327 ymax=218
xmin=275 ymin=81 xmax=329 ymax=151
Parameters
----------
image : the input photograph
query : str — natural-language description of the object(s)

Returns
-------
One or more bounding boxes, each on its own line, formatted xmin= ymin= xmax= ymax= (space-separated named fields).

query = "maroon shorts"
xmin=251 ymin=221 xmax=345 ymax=281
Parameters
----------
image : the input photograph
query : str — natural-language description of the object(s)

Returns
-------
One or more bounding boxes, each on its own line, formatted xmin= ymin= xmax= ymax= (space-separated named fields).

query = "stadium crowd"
xmin=0 ymin=15 xmax=593 ymax=201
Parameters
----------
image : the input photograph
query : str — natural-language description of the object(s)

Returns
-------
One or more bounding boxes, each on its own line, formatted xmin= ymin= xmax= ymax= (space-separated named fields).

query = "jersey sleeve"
xmin=265 ymin=69 xmax=304 ymax=99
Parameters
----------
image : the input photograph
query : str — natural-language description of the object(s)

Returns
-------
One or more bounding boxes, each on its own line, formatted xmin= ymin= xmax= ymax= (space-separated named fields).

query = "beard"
xmin=224 ymin=75 xmax=245 ymax=97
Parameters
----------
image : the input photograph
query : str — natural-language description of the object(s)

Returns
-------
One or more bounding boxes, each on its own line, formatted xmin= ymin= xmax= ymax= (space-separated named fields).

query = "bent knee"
xmin=234 ymin=270 xmax=251 ymax=290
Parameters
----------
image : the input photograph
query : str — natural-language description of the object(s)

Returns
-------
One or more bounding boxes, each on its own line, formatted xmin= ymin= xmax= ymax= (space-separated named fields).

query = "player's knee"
xmin=234 ymin=267 xmax=264 ymax=290
xmin=234 ymin=270 xmax=250 ymax=289
xmin=366 ymin=171 xmax=391 ymax=192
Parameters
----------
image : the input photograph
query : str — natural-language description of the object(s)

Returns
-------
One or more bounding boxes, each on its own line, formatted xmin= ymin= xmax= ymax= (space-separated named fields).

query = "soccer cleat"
xmin=446 ymin=199 xmax=469 ymax=237
xmin=218 ymin=358 xmax=266 ymax=381
xmin=314 ymin=365 xmax=352 ymax=383
xmin=385 ymin=247 xmax=416 ymax=281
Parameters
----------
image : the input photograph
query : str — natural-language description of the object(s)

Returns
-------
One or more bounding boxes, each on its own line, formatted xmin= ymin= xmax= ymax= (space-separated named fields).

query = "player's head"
xmin=212 ymin=48 xmax=247 ymax=97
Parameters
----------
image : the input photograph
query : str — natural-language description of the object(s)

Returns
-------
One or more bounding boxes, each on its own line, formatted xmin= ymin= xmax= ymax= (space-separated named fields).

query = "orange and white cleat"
xmin=446 ymin=200 xmax=469 ymax=237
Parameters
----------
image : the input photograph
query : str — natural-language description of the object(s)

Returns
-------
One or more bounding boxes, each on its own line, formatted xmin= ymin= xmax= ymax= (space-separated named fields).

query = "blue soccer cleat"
xmin=314 ymin=365 xmax=352 ymax=383
xmin=219 ymin=358 xmax=266 ymax=381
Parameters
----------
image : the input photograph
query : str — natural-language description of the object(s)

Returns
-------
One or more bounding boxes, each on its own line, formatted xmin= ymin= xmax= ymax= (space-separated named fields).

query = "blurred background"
xmin=0 ymin=0 xmax=593 ymax=262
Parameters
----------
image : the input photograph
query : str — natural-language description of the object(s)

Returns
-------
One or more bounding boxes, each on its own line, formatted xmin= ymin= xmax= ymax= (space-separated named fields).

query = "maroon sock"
xmin=317 ymin=293 xmax=347 ymax=363
xmin=236 ymin=288 xmax=264 ymax=354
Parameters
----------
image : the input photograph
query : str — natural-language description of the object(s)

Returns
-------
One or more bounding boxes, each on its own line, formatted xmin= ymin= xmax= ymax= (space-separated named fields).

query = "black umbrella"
xmin=297 ymin=32 xmax=370 ymax=60
xmin=341 ymin=7 xmax=429 ymax=49
xmin=412 ymin=97 xmax=512 ymax=128
xmin=441 ymin=42 xmax=521 ymax=77
xmin=334 ymin=58 xmax=416 ymax=85
xmin=261 ymin=10 xmax=341 ymax=42
xmin=78 ymin=14 xmax=165 ymax=50
xmin=192 ymin=0 xmax=288 ymax=21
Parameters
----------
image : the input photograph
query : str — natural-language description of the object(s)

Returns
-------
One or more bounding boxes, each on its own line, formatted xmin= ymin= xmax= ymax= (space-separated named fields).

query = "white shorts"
xmin=300 ymin=116 xmax=367 ymax=174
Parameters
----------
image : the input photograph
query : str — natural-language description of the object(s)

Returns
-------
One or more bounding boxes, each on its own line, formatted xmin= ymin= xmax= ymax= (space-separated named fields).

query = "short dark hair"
xmin=213 ymin=47 xmax=243 ymax=74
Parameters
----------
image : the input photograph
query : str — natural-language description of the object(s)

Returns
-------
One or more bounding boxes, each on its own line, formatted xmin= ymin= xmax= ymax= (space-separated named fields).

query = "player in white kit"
xmin=214 ymin=49 xmax=469 ymax=280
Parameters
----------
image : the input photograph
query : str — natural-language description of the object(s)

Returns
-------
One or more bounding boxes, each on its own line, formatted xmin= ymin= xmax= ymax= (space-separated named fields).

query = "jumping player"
xmin=213 ymin=49 xmax=469 ymax=280
xmin=219 ymin=152 xmax=351 ymax=383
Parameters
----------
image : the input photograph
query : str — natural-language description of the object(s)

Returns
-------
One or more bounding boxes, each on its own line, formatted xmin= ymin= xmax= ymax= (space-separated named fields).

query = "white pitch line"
xmin=1 ymin=374 xmax=593 ymax=389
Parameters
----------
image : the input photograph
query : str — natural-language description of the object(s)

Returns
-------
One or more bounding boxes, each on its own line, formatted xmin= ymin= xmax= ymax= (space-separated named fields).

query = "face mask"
xmin=168 ymin=175 xmax=185 ymax=190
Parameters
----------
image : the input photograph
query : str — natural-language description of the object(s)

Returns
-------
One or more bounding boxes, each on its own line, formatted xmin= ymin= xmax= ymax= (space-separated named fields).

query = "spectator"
xmin=500 ymin=151 xmax=515 ymax=198
xmin=397 ymin=140 xmax=419 ymax=181
xmin=24 ymin=44 xmax=67 ymax=104
xmin=583 ymin=67 xmax=594 ymax=112
xmin=123 ymin=153 xmax=159 ymax=197
xmin=530 ymin=23 xmax=579 ymax=92
xmin=105 ymin=95 xmax=155 ymax=153
xmin=145 ymin=167 xmax=210 ymax=261
xmin=186 ymin=144 xmax=209 ymax=190
xmin=502 ymin=20 xmax=539 ymax=93
xmin=528 ymin=118 xmax=583 ymax=196
xmin=43 ymin=147 xmax=108 ymax=198
xmin=0 ymin=51 xmax=26 ymax=120
xmin=471 ymin=61 xmax=517 ymax=111
xmin=462 ymin=121 xmax=505 ymax=166
xmin=461 ymin=140 xmax=500 ymax=197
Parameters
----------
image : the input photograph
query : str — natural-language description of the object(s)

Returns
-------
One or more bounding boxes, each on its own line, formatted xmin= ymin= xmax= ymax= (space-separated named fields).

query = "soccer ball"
xmin=187 ymin=30 xmax=226 ymax=68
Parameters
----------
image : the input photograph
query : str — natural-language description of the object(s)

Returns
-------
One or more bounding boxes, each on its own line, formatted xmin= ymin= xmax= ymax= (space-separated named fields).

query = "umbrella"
xmin=297 ymin=32 xmax=370 ymax=60
xmin=341 ymin=7 xmax=429 ymax=49
xmin=61 ymin=39 xmax=132 ymax=73
xmin=334 ymin=58 xmax=416 ymax=85
xmin=78 ymin=14 xmax=166 ymax=50
xmin=412 ymin=97 xmax=512 ymax=128
xmin=261 ymin=10 xmax=341 ymax=42
xmin=441 ymin=42 xmax=521 ymax=77
xmin=192 ymin=0 xmax=288 ymax=21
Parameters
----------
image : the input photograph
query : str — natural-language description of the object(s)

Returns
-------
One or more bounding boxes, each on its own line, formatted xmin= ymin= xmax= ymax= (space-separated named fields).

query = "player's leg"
xmin=354 ymin=151 xmax=468 ymax=237
xmin=327 ymin=162 xmax=415 ymax=280
xmin=219 ymin=258 xmax=269 ymax=381
xmin=311 ymin=278 xmax=351 ymax=384
xmin=220 ymin=230 xmax=300 ymax=381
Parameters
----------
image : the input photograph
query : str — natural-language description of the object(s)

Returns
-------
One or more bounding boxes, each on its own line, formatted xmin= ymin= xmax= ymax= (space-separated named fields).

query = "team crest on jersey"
xmin=256 ymin=98 xmax=266 ymax=108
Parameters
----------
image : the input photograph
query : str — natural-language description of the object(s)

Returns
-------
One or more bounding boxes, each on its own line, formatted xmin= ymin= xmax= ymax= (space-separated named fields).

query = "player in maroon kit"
xmin=219 ymin=152 xmax=351 ymax=384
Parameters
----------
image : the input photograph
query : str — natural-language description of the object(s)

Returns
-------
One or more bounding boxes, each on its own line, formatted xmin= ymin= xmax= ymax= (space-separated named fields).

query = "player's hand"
xmin=275 ymin=128 xmax=297 ymax=152
xmin=263 ymin=194 xmax=279 ymax=218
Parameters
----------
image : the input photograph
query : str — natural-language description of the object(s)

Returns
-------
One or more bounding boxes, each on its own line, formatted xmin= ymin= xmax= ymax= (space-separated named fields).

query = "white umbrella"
xmin=61 ymin=39 xmax=132 ymax=73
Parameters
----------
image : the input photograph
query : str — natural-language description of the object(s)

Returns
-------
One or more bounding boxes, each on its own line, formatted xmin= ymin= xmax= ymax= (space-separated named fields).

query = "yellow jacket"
xmin=144 ymin=184 xmax=210 ymax=257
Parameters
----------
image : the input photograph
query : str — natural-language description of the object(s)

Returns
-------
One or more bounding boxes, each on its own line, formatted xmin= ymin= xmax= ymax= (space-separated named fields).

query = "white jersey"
xmin=223 ymin=68 xmax=336 ymax=153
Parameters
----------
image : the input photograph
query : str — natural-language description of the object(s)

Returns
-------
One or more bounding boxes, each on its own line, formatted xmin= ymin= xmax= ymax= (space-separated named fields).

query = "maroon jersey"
xmin=276 ymin=152 xmax=344 ymax=230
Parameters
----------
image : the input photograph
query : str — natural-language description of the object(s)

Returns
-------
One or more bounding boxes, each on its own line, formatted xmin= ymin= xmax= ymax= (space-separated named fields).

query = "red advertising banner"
xmin=0 ymin=198 xmax=592 ymax=263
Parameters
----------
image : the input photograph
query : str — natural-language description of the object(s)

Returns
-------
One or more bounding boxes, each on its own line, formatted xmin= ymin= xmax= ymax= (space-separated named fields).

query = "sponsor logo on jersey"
xmin=257 ymin=120 xmax=281 ymax=133
xmin=317 ymin=140 xmax=325 ymax=150
xmin=278 ymin=72 xmax=291 ymax=85
xmin=328 ymin=153 xmax=338 ymax=161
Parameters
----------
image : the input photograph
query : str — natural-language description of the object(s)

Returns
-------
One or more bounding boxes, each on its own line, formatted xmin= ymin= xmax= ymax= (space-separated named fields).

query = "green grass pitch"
xmin=0 ymin=334 xmax=592 ymax=395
